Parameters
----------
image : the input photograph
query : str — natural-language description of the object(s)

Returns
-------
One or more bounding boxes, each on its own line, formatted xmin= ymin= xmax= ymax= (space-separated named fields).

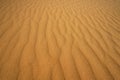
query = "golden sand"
xmin=0 ymin=0 xmax=120 ymax=80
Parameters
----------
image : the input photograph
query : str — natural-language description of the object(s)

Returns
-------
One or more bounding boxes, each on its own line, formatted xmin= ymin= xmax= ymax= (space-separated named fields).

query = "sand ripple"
xmin=0 ymin=0 xmax=120 ymax=80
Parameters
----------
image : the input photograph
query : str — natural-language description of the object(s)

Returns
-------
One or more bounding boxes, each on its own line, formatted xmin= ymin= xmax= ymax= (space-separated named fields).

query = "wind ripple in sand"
xmin=0 ymin=0 xmax=120 ymax=80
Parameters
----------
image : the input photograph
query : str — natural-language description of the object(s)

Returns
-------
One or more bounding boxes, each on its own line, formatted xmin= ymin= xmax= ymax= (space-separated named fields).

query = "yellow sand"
xmin=0 ymin=0 xmax=120 ymax=80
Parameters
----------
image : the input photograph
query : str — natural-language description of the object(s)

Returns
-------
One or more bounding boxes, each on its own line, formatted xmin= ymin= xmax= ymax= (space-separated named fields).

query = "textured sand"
xmin=0 ymin=0 xmax=120 ymax=80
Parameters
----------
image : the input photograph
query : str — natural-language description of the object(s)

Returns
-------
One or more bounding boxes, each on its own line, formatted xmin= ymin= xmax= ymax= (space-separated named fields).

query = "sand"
xmin=0 ymin=0 xmax=120 ymax=80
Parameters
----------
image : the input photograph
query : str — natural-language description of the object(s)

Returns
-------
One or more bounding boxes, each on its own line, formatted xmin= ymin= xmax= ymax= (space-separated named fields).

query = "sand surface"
xmin=0 ymin=0 xmax=120 ymax=80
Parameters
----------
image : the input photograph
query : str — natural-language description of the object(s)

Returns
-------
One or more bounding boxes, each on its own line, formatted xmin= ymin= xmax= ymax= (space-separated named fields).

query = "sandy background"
xmin=0 ymin=0 xmax=120 ymax=80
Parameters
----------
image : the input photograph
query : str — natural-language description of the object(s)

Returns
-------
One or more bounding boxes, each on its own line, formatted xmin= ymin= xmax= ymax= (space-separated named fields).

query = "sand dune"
xmin=0 ymin=0 xmax=120 ymax=80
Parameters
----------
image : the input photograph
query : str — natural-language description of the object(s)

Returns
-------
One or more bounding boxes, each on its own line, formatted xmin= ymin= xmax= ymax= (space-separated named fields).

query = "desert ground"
xmin=0 ymin=0 xmax=120 ymax=80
